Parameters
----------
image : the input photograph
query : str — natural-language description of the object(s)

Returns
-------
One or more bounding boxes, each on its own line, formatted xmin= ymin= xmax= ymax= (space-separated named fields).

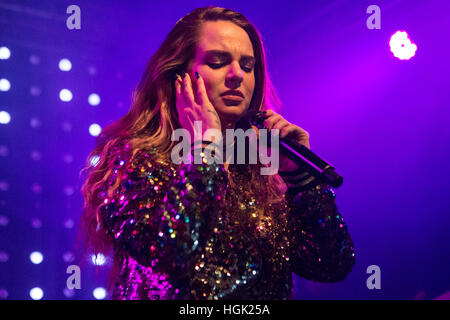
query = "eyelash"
xmin=208 ymin=63 xmax=253 ymax=73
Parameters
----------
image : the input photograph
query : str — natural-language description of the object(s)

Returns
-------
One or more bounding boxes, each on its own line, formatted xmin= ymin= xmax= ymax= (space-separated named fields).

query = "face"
xmin=187 ymin=20 xmax=256 ymax=129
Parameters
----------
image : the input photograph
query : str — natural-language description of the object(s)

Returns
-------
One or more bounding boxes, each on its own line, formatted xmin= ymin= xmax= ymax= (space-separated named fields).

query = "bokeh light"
xmin=93 ymin=287 xmax=106 ymax=300
xmin=0 ymin=111 xmax=11 ymax=124
xmin=29 ymin=287 xmax=44 ymax=300
xmin=59 ymin=89 xmax=73 ymax=102
xmin=30 ymin=251 xmax=44 ymax=264
xmin=0 ymin=79 xmax=11 ymax=91
xmin=88 ymin=93 xmax=101 ymax=106
xmin=58 ymin=58 xmax=72 ymax=71
xmin=0 ymin=47 xmax=11 ymax=60
xmin=389 ymin=30 xmax=418 ymax=60
xmin=89 ymin=123 xmax=102 ymax=136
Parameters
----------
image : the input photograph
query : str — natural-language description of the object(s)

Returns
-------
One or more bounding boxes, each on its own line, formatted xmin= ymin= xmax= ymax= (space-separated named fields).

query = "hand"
xmin=263 ymin=109 xmax=310 ymax=173
xmin=174 ymin=72 xmax=221 ymax=141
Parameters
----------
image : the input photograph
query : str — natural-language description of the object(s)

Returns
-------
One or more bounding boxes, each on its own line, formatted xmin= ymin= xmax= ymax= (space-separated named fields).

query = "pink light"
xmin=389 ymin=31 xmax=417 ymax=60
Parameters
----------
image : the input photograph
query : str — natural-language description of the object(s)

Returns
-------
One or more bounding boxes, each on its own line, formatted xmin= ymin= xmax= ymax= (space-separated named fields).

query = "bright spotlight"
xmin=88 ymin=93 xmax=101 ymax=106
xmin=30 ymin=251 xmax=44 ymax=264
xmin=0 ymin=79 xmax=11 ymax=91
xmin=93 ymin=287 xmax=106 ymax=300
xmin=389 ymin=31 xmax=417 ymax=60
xmin=59 ymin=89 xmax=73 ymax=102
xmin=89 ymin=123 xmax=101 ymax=136
xmin=0 ymin=111 xmax=11 ymax=124
xmin=59 ymin=58 xmax=72 ymax=71
xmin=29 ymin=287 xmax=44 ymax=300
xmin=0 ymin=47 xmax=11 ymax=60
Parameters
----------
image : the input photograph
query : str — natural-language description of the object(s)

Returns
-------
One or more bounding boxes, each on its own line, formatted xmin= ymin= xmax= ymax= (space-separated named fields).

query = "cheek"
xmin=201 ymin=73 xmax=221 ymax=97
xmin=246 ymin=76 xmax=255 ymax=97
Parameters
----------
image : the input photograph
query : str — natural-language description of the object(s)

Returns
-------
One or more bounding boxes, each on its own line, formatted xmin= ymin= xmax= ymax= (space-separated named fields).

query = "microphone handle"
xmin=238 ymin=110 xmax=344 ymax=188
xmin=276 ymin=137 xmax=344 ymax=188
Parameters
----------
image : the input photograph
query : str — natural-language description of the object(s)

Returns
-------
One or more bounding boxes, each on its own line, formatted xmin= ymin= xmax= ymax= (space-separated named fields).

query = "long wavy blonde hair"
xmin=79 ymin=6 xmax=286 ymax=260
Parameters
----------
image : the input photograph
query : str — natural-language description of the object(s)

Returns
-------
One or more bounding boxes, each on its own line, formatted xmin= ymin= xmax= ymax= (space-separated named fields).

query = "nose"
xmin=225 ymin=61 xmax=244 ymax=88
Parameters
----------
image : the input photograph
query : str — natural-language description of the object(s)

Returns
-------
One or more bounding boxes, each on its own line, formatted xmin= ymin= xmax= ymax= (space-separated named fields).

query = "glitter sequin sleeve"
xmin=286 ymin=184 xmax=356 ymax=282
xmin=99 ymin=147 xmax=229 ymax=277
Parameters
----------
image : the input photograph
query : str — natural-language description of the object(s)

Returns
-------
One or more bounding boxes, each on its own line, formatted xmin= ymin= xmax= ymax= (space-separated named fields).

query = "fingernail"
xmin=173 ymin=73 xmax=179 ymax=82
xmin=256 ymin=111 xmax=268 ymax=119
xmin=195 ymin=71 xmax=199 ymax=79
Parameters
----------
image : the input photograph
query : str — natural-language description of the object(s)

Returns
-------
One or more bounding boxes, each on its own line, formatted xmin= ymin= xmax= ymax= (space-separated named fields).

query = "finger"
xmin=264 ymin=114 xmax=283 ymax=130
xmin=195 ymin=72 xmax=208 ymax=107
xmin=174 ymin=74 xmax=182 ymax=96
xmin=272 ymin=119 xmax=290 ymax=131
xmin=182 ymin=73 xmax=196 ymax=105
xmin=174 ymin=75 xmax=184 ymax=116
xmin=273 ymin=121 xmax=290 ymax=137
xmin=280 ymin=125 xmax=296 ymax=139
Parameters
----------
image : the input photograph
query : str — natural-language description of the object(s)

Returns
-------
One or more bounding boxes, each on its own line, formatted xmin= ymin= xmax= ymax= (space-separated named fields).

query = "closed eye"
xmin=208 ymin=63 xmax=223 ymax=69
xmin=207 ymin=62 xmax=254 ymax=73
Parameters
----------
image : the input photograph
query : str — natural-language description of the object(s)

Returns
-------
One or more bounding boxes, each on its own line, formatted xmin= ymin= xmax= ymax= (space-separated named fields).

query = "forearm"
xmin=285 ymin=182 xmax=355 ymax=282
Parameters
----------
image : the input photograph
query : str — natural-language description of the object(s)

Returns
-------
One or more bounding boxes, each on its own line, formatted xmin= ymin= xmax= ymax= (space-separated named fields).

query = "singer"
xmin=79 ymin=6 xmax=355 ymax=300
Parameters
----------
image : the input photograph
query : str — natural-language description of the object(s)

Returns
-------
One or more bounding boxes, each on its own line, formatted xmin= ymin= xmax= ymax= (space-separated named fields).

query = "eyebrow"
xmin=204 ymin=50 xmax=256 ymax=63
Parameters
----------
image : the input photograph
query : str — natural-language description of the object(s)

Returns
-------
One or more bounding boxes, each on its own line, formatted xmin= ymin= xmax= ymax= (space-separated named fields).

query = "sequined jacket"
xmin=99 ymin=147 xmax=355 ymax=300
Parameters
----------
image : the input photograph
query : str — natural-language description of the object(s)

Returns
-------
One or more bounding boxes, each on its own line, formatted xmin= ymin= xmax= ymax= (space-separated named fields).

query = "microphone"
xmin=239 ymin=110 xmax=344 ymax=188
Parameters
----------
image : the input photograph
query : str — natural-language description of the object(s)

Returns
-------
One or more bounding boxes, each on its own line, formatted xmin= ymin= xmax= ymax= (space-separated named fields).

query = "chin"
xmin=217 ymin=106 xmax=247 ymax=125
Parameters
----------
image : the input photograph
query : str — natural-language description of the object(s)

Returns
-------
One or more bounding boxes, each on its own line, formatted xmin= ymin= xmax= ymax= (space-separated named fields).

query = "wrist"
xmin=278 ymin=166 xmax=318 ymax=193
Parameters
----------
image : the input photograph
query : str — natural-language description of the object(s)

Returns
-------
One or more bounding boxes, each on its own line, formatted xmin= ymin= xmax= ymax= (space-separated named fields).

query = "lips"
xmin=220 ymin=90 xmax=244 ymax=98
xmin=222 ymin=95 xmax=243 ymax=101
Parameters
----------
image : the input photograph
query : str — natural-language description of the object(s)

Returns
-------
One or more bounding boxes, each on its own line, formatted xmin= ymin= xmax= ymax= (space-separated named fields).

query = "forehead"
xmin=196 ymin=20 xmax=254 ymax=57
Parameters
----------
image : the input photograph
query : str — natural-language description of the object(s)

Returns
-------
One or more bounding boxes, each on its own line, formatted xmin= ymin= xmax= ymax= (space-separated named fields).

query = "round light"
xmin=0 ymin=145 xmax=9 ymax=156
xmin=0 ymin=251 xmax=9 ymax=263
xmin=88 ymin=93 xmax=101 ymax=106
xmin=59 ymin=89 xmax=73 ymax=102
xmin=59 ymin=58 xmax=72 ymax=71
xmin=0 ymin=215 xmax=9 ymax=226
xmin=91 ymin=253 xmax=106 ymax=266
xmin=0 ymin=79 xmax=11 ymax=92
xmin=29 ymin=287 xmax=44 ymax=300
xmin=64 ymin=186 xmax=74 ymax=196
xmin=389 ymin=30 xmax=417 ymax=60
xmin=30 ymin=86 xmax=41 ymax=96
xmin=93 ymin=287 xmax=106 ymax=300
xmin=63 ymin=288 xmax=75 ymax=298
xmin=0 ymin=111 xmax=11 ymax=124
xmin=31 ymin=218 xmax=42 ymax=229
xmin=30 ymin=150 xmax=42 ymax=161
xmin=0 ymin=47 xmax=11 ymax=60
xmin=89 ymin=123 xmax=101 ymax=137
xmin=30 ymin=117 xmax=42 ymax=128
xmin=61 ymin=121 xmax=72 ymax=132
xmin=29 ymin=55 xmax=40 ymax=65
xmin=63 ymin=218 xmax=74 ymax=229
xmin=0 ymin=181 xmax=8 ymax=191
xmin=62 ymin=251 xmax=75 ymax=263
xmin=0 ymin=288 xmax=8 ymax=299
xmin=30 ymin=251 xmax=44 ymax=264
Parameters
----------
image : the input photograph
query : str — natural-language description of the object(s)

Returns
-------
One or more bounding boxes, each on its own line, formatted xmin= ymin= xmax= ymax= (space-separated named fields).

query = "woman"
xmin=80 ymin=6 xmax=355 ymax=300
